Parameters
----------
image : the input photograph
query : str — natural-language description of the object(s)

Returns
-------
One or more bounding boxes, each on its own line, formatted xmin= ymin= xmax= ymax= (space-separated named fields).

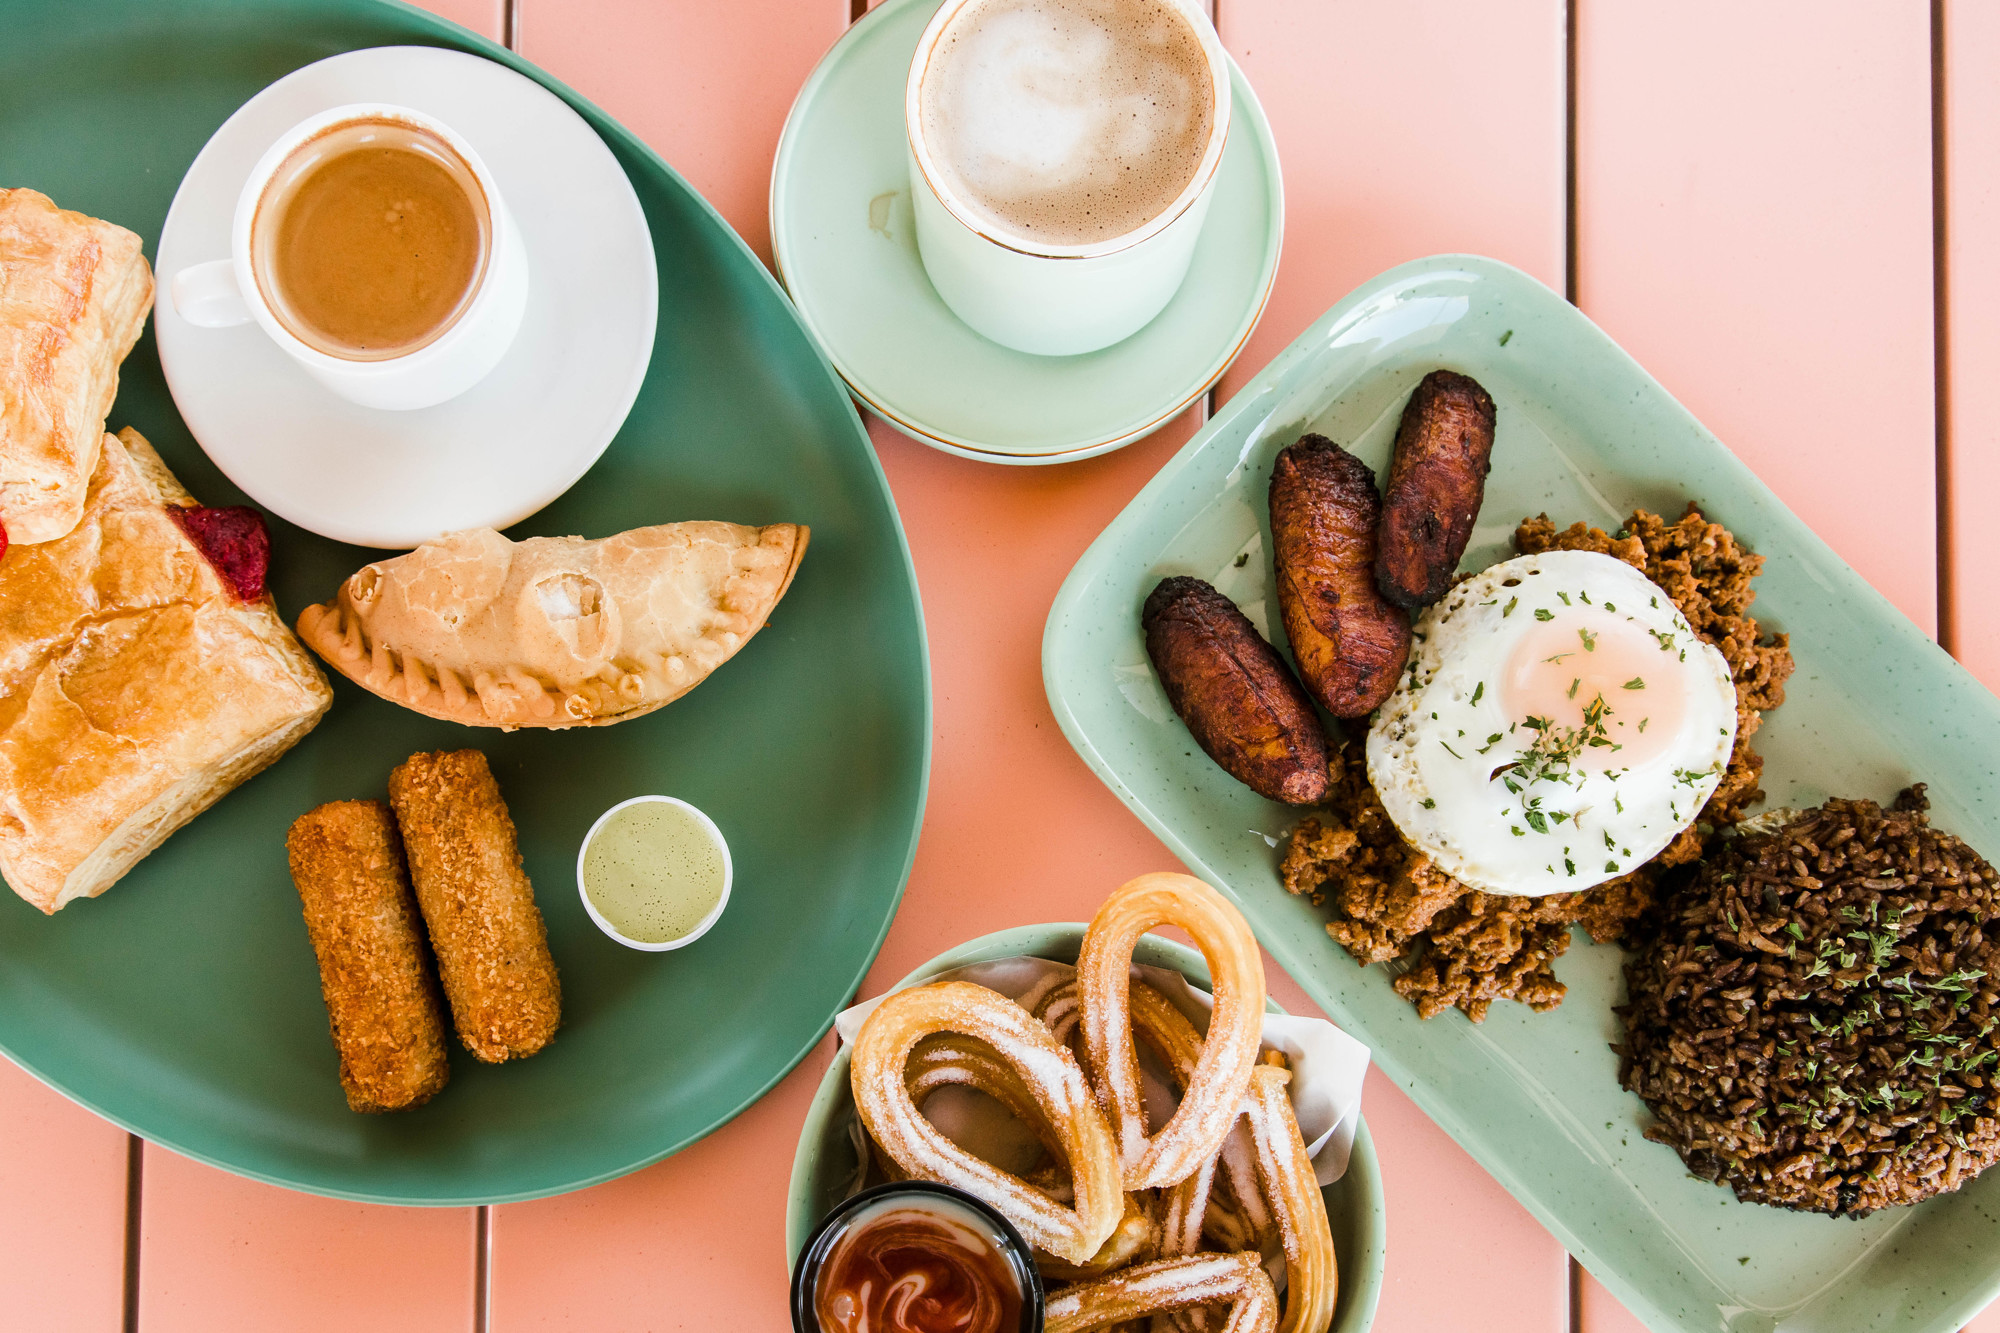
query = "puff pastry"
xmin=298 ymin=521 xmax=808 ymax=729
xmin=0 ymin=188 xmax=155 ymax=545
xmin=0 ymin=429 xmax=333 ymax=912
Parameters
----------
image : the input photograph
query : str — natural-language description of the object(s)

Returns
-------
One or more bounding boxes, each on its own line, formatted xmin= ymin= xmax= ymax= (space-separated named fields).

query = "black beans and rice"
xmin=1618 ymin=787 xmax=2000 ymax=1216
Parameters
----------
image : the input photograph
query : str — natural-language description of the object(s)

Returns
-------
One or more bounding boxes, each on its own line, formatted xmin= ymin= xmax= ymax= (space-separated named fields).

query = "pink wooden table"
xmin=2 ymin=1 xmax=1991 ymax=1329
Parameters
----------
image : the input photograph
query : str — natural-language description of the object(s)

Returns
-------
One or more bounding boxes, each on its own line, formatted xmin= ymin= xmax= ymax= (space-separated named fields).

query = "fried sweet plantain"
xmin=1376 ymin=370 xmax=1496 ymax=608
xmin=1269 ymin=435 xmax=1411 ymax=718
xmin=1142 ymin=576 xmax=1331 ymax=804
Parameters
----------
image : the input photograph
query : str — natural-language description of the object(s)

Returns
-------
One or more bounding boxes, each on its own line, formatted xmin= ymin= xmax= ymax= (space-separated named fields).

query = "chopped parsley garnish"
xmin=1440 ymin=741 xmax=1463 ymax=759
xmin=1534 ymin=607 xmax=1554 ymax=621
xmin=1579 ymin=627 xmax=1598 ymax=651
xmin=1503 ymin=596 xmax=1518 ymax=617
xmin=1649 ymin=629 xmax=1677 ymax=651
xmin=1499 ymin=329 xmax=1513 ymax=345
xmin=1421 ymin=798 xmax=1436 ymax=809
xmin=1471 ymin=681 xmax=1485 ymax=704
xmin=1623 ymin=677 xmax=1645 ymax=690
xmin=1567 ymin=677 xmax=1580 ymax=699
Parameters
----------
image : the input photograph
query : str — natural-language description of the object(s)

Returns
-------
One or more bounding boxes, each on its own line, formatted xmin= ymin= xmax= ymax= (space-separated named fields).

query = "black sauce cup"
xmin=789 ymin=1181 xmax=1047 ymax=1333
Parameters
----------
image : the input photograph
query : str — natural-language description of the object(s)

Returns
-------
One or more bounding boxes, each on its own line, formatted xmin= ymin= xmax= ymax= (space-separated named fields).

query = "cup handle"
xmin=171 ymin=260 xmax=252 ymax=328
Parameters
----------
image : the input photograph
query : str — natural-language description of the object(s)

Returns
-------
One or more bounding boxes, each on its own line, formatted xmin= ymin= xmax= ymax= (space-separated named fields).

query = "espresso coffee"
xmin=918 ymin=0 xmax=1215 ymax=248
xmin=253 ymin=118 xmax=489 ymax=361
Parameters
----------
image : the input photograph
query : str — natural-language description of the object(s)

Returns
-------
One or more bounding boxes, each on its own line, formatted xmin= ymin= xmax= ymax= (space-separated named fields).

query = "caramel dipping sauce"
xmin=805 ymin=1193 xmax=1031 ymax=1333
xmin=252 ymin=117 xmax=490 ymax=361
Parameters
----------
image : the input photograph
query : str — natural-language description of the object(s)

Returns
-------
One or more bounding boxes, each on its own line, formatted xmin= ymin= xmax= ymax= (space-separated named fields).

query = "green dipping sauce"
xmin=581 ymin=801 xmax=728 ymax=945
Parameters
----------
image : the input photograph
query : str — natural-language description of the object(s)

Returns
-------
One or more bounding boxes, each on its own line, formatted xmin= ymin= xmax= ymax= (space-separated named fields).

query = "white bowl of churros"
xmin=785 ymin=874 xmax=1388 ymax=1333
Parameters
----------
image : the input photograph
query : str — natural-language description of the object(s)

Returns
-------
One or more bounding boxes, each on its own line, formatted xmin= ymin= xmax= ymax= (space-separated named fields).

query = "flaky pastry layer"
xmin=0 ymin=429 xmax=333 ymax=911
xmin=0 ymin=188 xmax=154 ymax=544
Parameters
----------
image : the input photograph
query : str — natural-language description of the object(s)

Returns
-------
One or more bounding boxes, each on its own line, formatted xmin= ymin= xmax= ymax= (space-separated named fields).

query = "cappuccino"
xmin=918 ymin=0 xmax=1216 ymax=248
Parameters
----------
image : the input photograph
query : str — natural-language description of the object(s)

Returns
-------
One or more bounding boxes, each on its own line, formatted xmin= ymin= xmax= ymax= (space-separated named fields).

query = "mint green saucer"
xmin=785 ymin=923 xmax=1385 ymax=1333
xmin=769 ymin=0 xmax=1283 ymax=464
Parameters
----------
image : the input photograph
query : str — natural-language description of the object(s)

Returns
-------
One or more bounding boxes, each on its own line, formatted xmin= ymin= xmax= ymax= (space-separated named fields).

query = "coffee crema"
xmin=253 ymin=117 xmax=489 ymax=361
xmin=918 ymin=0 xmax=1215 ymax=248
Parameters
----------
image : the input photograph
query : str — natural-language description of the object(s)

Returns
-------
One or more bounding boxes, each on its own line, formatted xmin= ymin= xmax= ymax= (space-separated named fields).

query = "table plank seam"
xmin=1932 ymin=0 xmax=1955 ymax=659
xmin=122 ymin=1135 xmax=141 ymax=1333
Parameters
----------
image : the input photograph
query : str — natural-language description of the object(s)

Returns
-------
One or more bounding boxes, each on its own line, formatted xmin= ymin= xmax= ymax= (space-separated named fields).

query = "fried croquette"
xmin=388 ymin=750 xmax=561 ymax=1062
xmin=286 ymin=800 xmax=451 ymax=1113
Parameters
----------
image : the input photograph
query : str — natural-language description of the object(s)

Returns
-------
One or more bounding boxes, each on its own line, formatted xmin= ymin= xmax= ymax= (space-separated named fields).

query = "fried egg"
xmin=1367 ymin=550 xmax=1737 ymax=896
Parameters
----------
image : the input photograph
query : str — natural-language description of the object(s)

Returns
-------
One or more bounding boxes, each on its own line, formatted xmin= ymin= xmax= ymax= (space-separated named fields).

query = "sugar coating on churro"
xmin=1077 ymin=872 xmax=1268 ymax=1191
xmin=388 ymin=750 xmax=561 ymax=1063
xmin=1045 ymin=1251 xmax=1279 ymax=1333
xmin=286 ymin=800 xmax=451 ymax=1113
xmin=852 ymin=979 xmax=1124 ymax=1266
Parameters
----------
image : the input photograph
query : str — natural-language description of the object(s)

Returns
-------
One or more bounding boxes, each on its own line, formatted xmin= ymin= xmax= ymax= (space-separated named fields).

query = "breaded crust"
xmin=286 ymin=800 xmax=451 ymax=1113
xmin=1142 ymin=576 xmax=1330 ymax=804
xmin=388 ymin=750 xmax=560 ymax=1062
xmin=1269 ymin=435 xmax=1412 ymax=718
xmin=1376 ymin=370 xmax=1496 ymax=608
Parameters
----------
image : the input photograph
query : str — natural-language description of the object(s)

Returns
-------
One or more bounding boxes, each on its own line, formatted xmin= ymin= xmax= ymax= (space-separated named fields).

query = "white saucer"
xmin=770 ymin=0 xmax=1282 ymax=464
xmin=156 ymin=47 xmax=657 ymax=548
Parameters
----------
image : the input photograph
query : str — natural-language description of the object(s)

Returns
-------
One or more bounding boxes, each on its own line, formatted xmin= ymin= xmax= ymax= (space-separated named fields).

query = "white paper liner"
xmin=832 ymin=955 xmax=1372 ymax=1203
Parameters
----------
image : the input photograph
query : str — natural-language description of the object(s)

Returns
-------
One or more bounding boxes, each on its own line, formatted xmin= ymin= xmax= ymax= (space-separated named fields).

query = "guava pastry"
xmin=0 ymin=188 xmax=155 ymax=545
xmin=0 ymin=429 xmax=331 ymax=912
xmin=297 ymin=520 xmax=808 ymax=729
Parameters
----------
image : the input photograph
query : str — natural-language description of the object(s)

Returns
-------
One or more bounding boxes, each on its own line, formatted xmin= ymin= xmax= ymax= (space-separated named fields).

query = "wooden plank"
xmin=1942 ymin=0 xmax=2000 ymax=690
xmin=1943 ymin=11 xmax=2000 ymax=1315
xmin=516 ymin=0 xmax=853 ymax=265
xmin=0 ymin=1059 xmax=130 ymax=1333
xmin=1576 ymin=1269 xmax=1648 ymax=1333
xmin=1574 ymin=4 xmax=1935 ymax=1330
xmin=137 ymin=1147 xmax=476 ymax=1333
xmin=1208 ymin=4 xmax=1571 ymax=1328
xmin=4 ymin=5 xmax=508 ymax=1331
xmin=1574 ymin=0 xmax=1936 ymax=634
xmin=1215 ymin=0 xmax=1567 ymax=408
xmin=419 ymin=0 xmax=504 ymax=42
xmin=483 ymin=4 xmax=854 ymax=1326
xmin=490 ymin=1041 xmax=834 ymax=1329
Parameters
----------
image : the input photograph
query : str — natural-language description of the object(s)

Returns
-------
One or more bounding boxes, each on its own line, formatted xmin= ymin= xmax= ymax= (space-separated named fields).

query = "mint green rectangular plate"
xmin=1043 ymin=255 xmax=2000 ymax=1333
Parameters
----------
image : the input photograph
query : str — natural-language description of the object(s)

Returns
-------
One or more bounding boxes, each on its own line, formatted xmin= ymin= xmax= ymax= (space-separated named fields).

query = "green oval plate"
xmin=784 ymin=924 xmax=1386 ymax=1333
xmin=0 ymin=0 xmax=930 ymax=1205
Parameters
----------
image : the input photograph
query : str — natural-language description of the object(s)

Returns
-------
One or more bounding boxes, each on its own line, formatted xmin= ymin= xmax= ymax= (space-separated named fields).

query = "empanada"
xmin=298 ymin=522 xmax=808 ymax=729
xmin=0 ymin=188 xmax=155 ymax=545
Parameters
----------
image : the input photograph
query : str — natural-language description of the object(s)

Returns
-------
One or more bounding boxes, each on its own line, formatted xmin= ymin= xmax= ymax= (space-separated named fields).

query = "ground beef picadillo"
xmin=1280 ymin=504 xmax=1795 ymax=1021
xmin=1619 ymin=788 xmax=2000 ymax=1215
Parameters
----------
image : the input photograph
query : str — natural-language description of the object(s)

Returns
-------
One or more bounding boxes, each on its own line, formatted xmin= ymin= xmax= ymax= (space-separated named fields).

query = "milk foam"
xmin=919 ymin=0 xmax=1215 ymax=246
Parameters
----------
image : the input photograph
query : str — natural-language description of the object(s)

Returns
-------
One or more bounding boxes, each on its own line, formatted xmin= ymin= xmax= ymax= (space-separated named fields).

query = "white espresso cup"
xmin=170 ymin=102 xmax=528 ymax=411
xmin=905 ymin=0 xmax=1232 ymax=357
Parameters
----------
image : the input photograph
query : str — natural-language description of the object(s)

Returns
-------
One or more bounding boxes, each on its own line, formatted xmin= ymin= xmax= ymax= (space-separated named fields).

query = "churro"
xmin=1045 ymin=1252 xmax=1279 ymax=1333
xmin=1077 ymin=873 xmax=1267 ymax=1190
xmin=851 ymin=980 xmax=1124 ymax=1266
xmin=1245 ymin=1058 xmax=1337 ymax=1333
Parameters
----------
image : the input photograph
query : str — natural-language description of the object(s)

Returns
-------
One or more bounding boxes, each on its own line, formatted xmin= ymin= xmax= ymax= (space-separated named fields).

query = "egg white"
xmin=1366 ymin=550 xmax=1738 ymax=896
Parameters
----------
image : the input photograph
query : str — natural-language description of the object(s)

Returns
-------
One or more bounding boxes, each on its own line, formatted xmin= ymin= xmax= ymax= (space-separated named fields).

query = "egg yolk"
xmin=1499 ymin=609 xmax=1688 ymax=770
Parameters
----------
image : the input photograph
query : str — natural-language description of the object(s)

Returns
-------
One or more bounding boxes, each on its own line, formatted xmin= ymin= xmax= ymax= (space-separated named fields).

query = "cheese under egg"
xmin=1366 ymin=550 xmax=1737 ymax=896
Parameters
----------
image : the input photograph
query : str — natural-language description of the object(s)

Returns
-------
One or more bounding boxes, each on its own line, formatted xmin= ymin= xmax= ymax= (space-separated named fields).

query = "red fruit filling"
xmin=169 ymin=505 xmax=270 ymax=601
